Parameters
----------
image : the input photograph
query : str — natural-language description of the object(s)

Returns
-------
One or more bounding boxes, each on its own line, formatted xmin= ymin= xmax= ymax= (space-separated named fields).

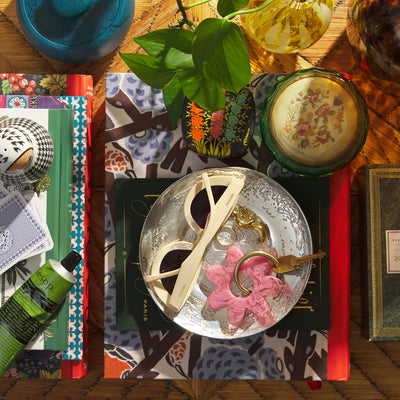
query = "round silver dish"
xmin=139 ymin=167 xmax=312 ymax=339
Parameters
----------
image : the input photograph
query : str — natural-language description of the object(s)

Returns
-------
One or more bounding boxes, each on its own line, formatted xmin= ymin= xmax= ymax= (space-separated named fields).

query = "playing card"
xmin=0 ymin=187 xmax=53 ymax=257
xmin=0 ymin=191 xmax=49 ymax=274
xmin=23 ymin=191 xmax=54 ymax=256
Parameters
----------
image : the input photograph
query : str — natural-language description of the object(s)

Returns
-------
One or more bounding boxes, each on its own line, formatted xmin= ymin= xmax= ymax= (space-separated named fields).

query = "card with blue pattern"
xmin=0 ymin=191 xmax=50 ymax=274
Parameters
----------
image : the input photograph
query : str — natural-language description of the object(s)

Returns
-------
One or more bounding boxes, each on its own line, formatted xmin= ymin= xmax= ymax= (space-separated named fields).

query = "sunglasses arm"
xmin=202 ymin=172 xmax=216 ymax=215
xmin=145 ymin=268 xmax=179 ymax=282
xmin=167 ymin=177 xmax=245 ymax=312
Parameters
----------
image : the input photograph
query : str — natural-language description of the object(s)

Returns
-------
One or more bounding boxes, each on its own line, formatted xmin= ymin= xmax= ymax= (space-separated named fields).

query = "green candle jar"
xmin=241 ymin=0 xmax=333 ymax=53
xmin=260 ymin=68 xmax=369 ymax=176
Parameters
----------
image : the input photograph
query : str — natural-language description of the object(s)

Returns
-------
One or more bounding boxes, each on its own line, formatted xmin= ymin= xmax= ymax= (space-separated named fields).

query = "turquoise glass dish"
xmin=17 ymin=0 xmax=135 ymax=63
xmin=260 ymin=68 xmax=369 ymax=176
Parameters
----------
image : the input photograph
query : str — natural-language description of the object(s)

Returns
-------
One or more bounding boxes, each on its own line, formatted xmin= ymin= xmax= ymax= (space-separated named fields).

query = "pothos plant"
xmin=120 ymin=0 xmax=275 ymax=127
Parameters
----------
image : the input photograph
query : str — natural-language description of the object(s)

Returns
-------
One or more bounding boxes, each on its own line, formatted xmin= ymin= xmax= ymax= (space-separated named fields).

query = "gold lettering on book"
xmin=129 ymin=193 xmax=161 ymax=217
xmin=143 ymin=299 xmax=148 ymax=321
xmin=294 ymin=296 xmax=315 ymax=311
xmin=292 ymin=262 xmax=319 ymax=312
xmin=124 ymin=192 xmax=163 ymax=307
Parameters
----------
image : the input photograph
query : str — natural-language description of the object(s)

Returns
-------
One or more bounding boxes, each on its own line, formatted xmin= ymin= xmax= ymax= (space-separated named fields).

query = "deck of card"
xmin=0 ymin=185 xmax=53 ymax=275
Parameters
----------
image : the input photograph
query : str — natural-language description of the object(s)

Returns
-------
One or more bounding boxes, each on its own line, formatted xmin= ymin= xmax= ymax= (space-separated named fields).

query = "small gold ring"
xmin=216 ymin=225 xmax=236 ymax=247
xmin=234 ymin=251 xmax=280 ymax=295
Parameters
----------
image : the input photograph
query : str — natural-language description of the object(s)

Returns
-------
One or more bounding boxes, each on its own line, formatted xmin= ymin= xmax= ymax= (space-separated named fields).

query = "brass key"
xmin=275 ymin=251 xmax=327 ymax=273
xmin=234 ymin=250 xmax=327 ymax=295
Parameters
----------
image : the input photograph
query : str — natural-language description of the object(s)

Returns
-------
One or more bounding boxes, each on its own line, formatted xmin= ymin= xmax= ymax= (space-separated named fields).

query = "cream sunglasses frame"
xmin=143 ymin=172 xmax=245 ymax=312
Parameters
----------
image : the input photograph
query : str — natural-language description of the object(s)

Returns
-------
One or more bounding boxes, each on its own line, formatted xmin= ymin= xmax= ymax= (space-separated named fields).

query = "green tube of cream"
xmin=0 ymin=250 xmax=81 ymax=376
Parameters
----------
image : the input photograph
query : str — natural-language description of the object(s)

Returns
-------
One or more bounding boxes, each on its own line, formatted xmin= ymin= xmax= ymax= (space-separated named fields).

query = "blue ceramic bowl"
xmin=17 ymin=0 xmax=135 ymax=63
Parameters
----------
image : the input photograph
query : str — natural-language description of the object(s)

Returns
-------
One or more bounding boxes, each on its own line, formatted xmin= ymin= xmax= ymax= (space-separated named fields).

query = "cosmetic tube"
xmin=0 ymin=250 xmax=81 ymax=376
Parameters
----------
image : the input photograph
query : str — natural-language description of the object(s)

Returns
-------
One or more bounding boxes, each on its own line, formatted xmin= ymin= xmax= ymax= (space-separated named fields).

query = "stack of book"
xmin=0 ymin=73 xmax=92 ymax=379
xmin=104 ymin=72 xmax=350 ymax=381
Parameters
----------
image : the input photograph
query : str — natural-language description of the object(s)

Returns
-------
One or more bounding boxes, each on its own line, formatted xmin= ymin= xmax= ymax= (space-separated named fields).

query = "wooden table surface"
xmin=1 ymin=0 xmax=400 ymax=398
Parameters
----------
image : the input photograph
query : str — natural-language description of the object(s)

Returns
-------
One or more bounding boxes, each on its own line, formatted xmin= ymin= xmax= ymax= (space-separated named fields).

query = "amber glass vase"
xmin=241 ymin=0 xmax=333 ymax=53
xmin=346 ymin=0 xmax=400 ymax=96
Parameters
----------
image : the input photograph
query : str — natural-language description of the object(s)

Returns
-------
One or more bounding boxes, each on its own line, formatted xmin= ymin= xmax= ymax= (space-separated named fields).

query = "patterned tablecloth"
xmin=104 ymin=72 xmax=329 ymax=380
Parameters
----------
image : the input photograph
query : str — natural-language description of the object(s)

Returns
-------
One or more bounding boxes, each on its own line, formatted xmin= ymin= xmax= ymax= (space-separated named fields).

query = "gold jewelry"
xmin=231 ymin=205 xmax=270 ymax=243
xmin=216 ymin=225 xmax=236 ymax=247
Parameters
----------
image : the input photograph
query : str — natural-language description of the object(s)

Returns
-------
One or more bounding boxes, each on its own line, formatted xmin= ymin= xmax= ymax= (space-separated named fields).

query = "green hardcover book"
xmin=273 ymin=176 xmax=330 ymax=330
xmin=360 ymin=164 xmax=400 ymax=341
xmin=115 ymin=176 xmax=330 ymax=331
xmin=44 ymin=108 xmax=74 ymax=350
xmin=115 ymin=178 xmax=179 ymax=331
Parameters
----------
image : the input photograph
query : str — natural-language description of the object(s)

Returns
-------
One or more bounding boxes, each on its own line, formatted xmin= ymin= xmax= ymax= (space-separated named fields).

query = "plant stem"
xmin=224 ymin=0 xmax=277 ymax=20
xmin=182 ymin=0 xmax=212 ymax=9
xmin=176 ymin=0 xmax=196 ymax=30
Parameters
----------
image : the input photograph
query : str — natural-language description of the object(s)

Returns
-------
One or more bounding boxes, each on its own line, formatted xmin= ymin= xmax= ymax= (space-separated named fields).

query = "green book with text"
xmin=45 ymin=108 xmax=74 ymax=350
xmin=115 ymin=176 xmax=330 ymax=332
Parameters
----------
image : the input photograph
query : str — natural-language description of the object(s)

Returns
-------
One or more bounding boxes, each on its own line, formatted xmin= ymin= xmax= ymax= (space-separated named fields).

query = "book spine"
xmin=46 ymin=112 xmax=62 ymax=261
xmin=58 ymin=109 xmax=74 ymax=261
xmin=327 ymin=166 xmax=351 ymax=380
xmin=65 ymin=74 xmax=93 ymax=378
xmin=45 ymin=109 xmax=74 ymax=351
xmin=61 ymin=360 xmax=87 ymax=379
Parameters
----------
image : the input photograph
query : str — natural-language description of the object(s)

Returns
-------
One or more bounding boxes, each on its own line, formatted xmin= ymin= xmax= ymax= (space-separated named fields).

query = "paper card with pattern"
xmin=0 ymin=191 xmax=49 ymax=274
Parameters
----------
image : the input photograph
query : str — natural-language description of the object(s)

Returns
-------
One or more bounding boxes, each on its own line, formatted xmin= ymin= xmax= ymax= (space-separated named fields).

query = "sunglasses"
xmin=144 ymin=172 xmax=245 ymax=312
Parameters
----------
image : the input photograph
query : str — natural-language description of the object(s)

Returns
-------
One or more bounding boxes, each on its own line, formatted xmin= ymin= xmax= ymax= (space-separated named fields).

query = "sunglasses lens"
xmin=190 ymin=185 xmax=226 ymax=229
xmin=160 ymin=249 xmax=192 ymax=294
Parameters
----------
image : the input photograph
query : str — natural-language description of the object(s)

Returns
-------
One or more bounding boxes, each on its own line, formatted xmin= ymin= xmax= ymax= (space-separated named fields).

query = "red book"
xmin=327 ymin=166 xmax=351 ymax=380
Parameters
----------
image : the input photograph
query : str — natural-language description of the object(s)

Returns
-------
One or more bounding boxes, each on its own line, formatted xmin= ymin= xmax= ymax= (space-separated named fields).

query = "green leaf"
xmin=192 ymin=18 xmax=251 ymax=93
xmin=162 ymin=78 xmax=185 ymax=128
xmin=217 ymin=0 xmax=249 ymax=17
xmin=134 ymin=29 xmax=195 ymax=70
xmin=120 ymin=52 xmax=176 ymax=89
xmin=1 ymin=79 xmax=12 ymax=95
xmin=178 ymin=68 xmax=226 ymax=111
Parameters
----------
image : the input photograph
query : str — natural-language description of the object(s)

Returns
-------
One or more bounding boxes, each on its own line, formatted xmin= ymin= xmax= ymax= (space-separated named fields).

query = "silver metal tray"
xmin=139 ymin=167 xmax=312 ymax=339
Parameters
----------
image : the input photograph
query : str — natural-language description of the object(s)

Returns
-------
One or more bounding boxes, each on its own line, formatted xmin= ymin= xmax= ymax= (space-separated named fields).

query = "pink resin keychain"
xmin=205 ymin=246 xmax=293 ymax=329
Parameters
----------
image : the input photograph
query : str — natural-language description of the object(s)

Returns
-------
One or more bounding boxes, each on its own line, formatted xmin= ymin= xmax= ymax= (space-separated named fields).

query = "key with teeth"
xmin=275 ymin=251 xmax=327 ymax=273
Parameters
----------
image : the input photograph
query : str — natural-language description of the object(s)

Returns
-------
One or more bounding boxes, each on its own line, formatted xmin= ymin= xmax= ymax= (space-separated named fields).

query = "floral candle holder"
xmin=260 ymin=68 xmax=369 ymax=176
xmin=181 ymin=87 xmax=255 ymax=158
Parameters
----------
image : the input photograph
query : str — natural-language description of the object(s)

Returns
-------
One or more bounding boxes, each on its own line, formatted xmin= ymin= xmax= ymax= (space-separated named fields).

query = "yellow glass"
xmin=241 ymin=0 xmax=333 ymax=53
